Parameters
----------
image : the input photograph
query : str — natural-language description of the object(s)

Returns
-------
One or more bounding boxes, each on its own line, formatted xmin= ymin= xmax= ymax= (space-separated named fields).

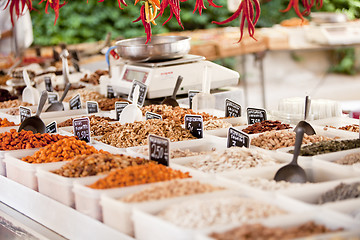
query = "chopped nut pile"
xmin=242 ymin=120 xmax=291 ymax=134
xmin=98 ymin=98 xmax=130 ymax=111
xmin=52 ymin=152 xmax=151 ymax=177
xmin=80 ymin=70 xmax=108 ymax=85
xmin=64 ymin=89 xmax=104 ymax=103
xmin=325 ymin=124 xmax=359 ymax=133
xmin=335 ymin=152 xmax=360 ymax=165
xmin=120 ymin=180 xmax=224 ymax=203
xmin=251 ymin=130 xmax=333 ymax=150
xmin=135 ymin=146 xmax=217 ymax=159
xmin=0 ymin=99 xmax=32 ymax=109
xmin=203 ymin=119 xmax=231 ymax=130
xmin=100 ymin=119 xmax=196 ymax=148
xmin=158 ymin=197 xmax=286 ymax=229
xmin=58 ymin=115 xmax=115 ymax=128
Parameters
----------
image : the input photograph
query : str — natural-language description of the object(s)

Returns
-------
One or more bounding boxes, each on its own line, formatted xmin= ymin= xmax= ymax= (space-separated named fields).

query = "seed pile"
xmin=58 ymin=115 xmax=115 ymax=127
xmin=335 ymin=152 xmax=360 ymax=165
xmin=318 ymin=182 xmax=360 ymax=204
xmin=233 ymin=176 xmax=308 ymax=191
xmin=203 ymin=119 xmax=231 ymax=130
xmin=292 ymin=139 xmax=360 ymax=156
xmin=135 ymin=146 xmax=217 ymax=159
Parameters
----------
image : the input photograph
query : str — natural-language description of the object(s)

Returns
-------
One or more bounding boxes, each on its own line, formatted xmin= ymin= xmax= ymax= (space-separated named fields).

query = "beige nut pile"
xmin=100 ymin=119 xmax=196 ymax=148
xmin=335 ymin=152 xmax=360 ymax=165
xmin=251 ymin=130 xmax=333 ymax=150
xmin=64 ymin=89 xmax=104 ymax=103
xmin=0 ymin=100 xmax=32 ymax=109
xmin=135 ymin=146 xmax=217 ymax=159
xmin=158 ymin=197 xmax=286 ymax=229
xmin=186 ymin=147 xmax=279 ymax=173
xmin=120 ymin=180 xmax=224 ymax=203
xmin=203 ymin=119 xmax=232 ymax=130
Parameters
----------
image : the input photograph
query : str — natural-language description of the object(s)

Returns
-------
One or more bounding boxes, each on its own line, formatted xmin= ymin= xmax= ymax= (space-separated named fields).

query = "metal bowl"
xmin=115 ymin=36 xmax=191 ymax=62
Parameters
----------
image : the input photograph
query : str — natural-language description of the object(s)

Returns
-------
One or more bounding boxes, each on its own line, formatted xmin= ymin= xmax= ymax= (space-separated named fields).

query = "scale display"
xmin=122 ymin=69 xmax=148 ymax=83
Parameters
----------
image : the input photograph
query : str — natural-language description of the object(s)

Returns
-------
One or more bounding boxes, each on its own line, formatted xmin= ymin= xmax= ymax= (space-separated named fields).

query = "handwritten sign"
xmin=69 ymin=94 xmax=82 ymax=110
xmin=145 ymin=111 xmax=163 ymax=120
xmin=45 ymin=121 xmax=57 ymax=134
xmin=128 ymin=80 xmax=148 ymax=107
xmin=86 ymin=101 xmax=99 ymax=114
xmin=107 ymin=85 xmax=115 ymax=99
xmin=225 ymin=98 xmax=241 ymax=117
xmin=227 ymin=127 xmax=250 ymax=148
xmin=184 ymin=114 xmax=203 ymax=138
xmin=19 ymin=106 xmax=31 ymax=123
xmin=247 ymin=107 xmax=267 ymax=124
xmin=48 ymin=92 xmax=59 ymax=104
xmin=148 ymin=134 xmax=170 ymax=166
xmin=115 ymin=101 xmax=129 ymax=121
xmin=188 ymin=90 xmax=200 ymax=109
xmin=73 ymin=117 xmax=91 ymax=143
xmin=44 ymin=76 xmax=53 ymax=92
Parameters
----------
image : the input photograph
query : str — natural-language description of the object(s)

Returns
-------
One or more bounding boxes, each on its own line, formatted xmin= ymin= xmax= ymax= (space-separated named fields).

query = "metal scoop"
xmin=18 ymin=90 xmax=48 ymax=134
xmin=45 ymin=83 xmax=71 ymax=112
xmin=161 ymin=75 xmax=183 ymax=107
xmin=120 ymin=85 xmax=143 ymax=124
xmin=294 ymin=96 xmax=316 ymax=135
xmin=22 ymin=70 xmax=40 ymax=105
xmin=274 ymin=125 xmax=307 ymax=183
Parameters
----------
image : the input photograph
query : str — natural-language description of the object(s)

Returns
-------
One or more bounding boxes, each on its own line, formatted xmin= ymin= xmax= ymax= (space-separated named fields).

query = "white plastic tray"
xmin=310 ymin=117 xmax=359 ymax=138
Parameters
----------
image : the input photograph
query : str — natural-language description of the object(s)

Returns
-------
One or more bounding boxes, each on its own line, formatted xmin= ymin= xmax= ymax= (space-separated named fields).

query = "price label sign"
xmin=45 ymin=121 xmax=57 ymax=134
xmin=86 ymin=101 xmax=99 ymax=114
xmin=145 ymin=111 xmax=163 ymax=121
xmin=69 ymin=94 xmax=82 ymax=110
xmin=73 ymin=117 xmax=91 ymax=143
xmin=115 ymin=101 xmax=129 ymax=121
xmin=227 ymin=127 xmax=250 ymax=148
xmin=188 ymin=90 xmax=200 ymax=109
xmin=225 ymin=98 xmax=241 ymax=117
xmin=44 ymin=76 xmax=53 ymax=92
xmin=184 ymin=114 xmax=203 ymax=138
xmin=19 ymin=106 xmax=31 ymax=123
xmin=148 ymin=134 xmax=170 ymax=166
xmin=247 ymin=107 xmax=267 ymax=124
xmin=128 ymin=80 xmax=148 ymax=107
xmin=48 ymin=92 xmax=59 ymax=104
xmin=107 ymin=85 xmax=115 ymax=99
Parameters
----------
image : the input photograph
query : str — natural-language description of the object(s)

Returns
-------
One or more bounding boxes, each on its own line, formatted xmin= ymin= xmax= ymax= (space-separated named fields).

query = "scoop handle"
xmin=202 ymin=64 xmax=210 ymax=94
xmin=61 ymin=50 xmax=70 ymax=84
xmin=59 ymin=83 xmax=71 ymax=103
xmin=291 ymin=126 xmax=305 ymax=165
xmin=172 ymin=76 xmax=183 ymax=99
xmin=23 ymin=70 xmax=32 ymax=88
xmin=36 ymin=90 xmax=48 ymax=117
xmin=304 ymin=96 xmax=311 ymax=121
xmin=133 ymin=85 xmax=140 ymax=106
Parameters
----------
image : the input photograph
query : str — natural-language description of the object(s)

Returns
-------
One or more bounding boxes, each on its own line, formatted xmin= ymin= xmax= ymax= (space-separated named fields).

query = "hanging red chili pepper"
xmin=133 ymin=4 xmax=152 ymax=44
xmin=193 ymin=0 xmax=222 ymax=15
xmin=4 ymin=0 xmax=33 ymax=25
xmin=212 ymin=0 xmax=260 ymax=42
xmin=38 ymin=0 xmax=67 ymax=25
xmin=281 ymin=0 xmax=323 ymax=20
xmin=158 ymin=0 xmax=183 ymax=29
xmin=98 ymin=0 xmax=127 ymax=10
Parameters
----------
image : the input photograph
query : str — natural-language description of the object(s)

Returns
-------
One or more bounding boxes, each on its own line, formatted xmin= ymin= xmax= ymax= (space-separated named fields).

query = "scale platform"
xmin=109 ymin=54 xmax=240 ymax=99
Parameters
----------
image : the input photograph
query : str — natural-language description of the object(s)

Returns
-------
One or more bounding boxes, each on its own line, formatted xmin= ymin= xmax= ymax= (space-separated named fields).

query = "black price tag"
xmin=145 ymin=111 xmax=163 ymax=120
xmin=86 ymin=101 xmax=99 ymax=114
xmin=107 ymin=85 xmax=115 ymax=99
xmin=188 ymin=90 xmax=200 ymax=109
xmin=45 ymin=121 xmax=57 ymax=134
xmin=148 ymin=134 xmax=170 ymax=166
xmin=227 ymin=127 xmax=250 ymax=148
xmin=115 ymin=101 xmax=129 ymax=121
xmin=73 ymin=117 xmax=91 ymax=143
xmin=247 ymin=107 xmax=267 ymax=124
xmin=129 ymin=80 xmax=148 ymax=107
xmin=69 ymin=94 xmax=82 ymax=110
xmin=44 ymin=76 xmax=53 ymax=92
xmin=225 ymin=98 xmax=241 ymax=117
xmin=184 ymin=114 xmax=203 ymax=138
xmin=19 ymin=106 xmax=31 ymax=123
xmin=48 ymin=93 xmax=59 ymax=104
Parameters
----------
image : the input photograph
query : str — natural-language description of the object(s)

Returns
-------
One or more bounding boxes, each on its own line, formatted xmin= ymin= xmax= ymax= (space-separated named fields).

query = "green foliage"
xmin=329 ymin=48 xmax=357 ymax=75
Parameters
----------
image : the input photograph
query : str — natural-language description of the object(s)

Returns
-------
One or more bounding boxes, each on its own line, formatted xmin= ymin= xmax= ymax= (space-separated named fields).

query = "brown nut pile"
xmin=203 ymin=119 xmax=232 ymax=130
xmin=325 ymin=124 xmax=359 ymax=133
xmin=0 ymin=100 xmax=32 ymax=109
xmin=80 ymin=70 xmax=108 ymax=85
xmin=6 ymin=108 xmax=35 ymax=115
xmin=52 ymin=152 xmax=151 ymax=177
xmin=88 ymin=162 xmax=191 ymax=189
xmin=210 ymin=221 xmax=342 ymax=240
xmin=120 ymin=180 xmax=224 ymax=203
xmin=64 ymin=89 xmax=104 ymax=103
xmin=100 ymin=119 xmax=196 ymax=148
xmin=251 ymin=130 xmax=333 ymax=150
xmin=58 ymin=115 xmax=115 ymax=128
xmin=242 ymin=120 xmax=291 ymax=134
xmin=98 ymin=98 xmax=130 ymax=111
xmin=141 ymin=104 xmax=217 ymax=124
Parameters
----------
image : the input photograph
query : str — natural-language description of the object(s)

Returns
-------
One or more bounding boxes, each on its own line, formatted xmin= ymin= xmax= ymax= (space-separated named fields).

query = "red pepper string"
xmin=193 ymin=0 xmax=222 ymax=15
xmin=38 ymin=0 xmax=67 ymax=25
xmin=212 ymin=0 xmax=260 ymax=42
xmin=159 ymin=0 xmax=183 ymax=29
xmin=4 ymin=0 xmax=33 ymax=26
xmin=282 ymin=0 xmax=323 ymax=20
xmin=133 ymin=5 xmax=152 ymax=43
xmin=98 ymin=0 xmax=127 ymax=10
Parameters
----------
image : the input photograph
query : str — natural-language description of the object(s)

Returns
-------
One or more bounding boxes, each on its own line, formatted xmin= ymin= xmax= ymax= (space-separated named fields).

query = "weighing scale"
xmin=108 ymin=54 xmax=240 ymax=99
xmin=304 ymin=21 xmax=360 ymax=45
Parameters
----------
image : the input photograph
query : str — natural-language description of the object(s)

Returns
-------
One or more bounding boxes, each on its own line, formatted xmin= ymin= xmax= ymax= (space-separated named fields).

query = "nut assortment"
xmin=52 ymin=152 xmax=151 ymax=177
xmin=251 ymin=130 xmax=333 ymax=150
xmin=64 ymin=89 xmax=104 ymax=103
xmin=135 ymin=146 xmax=217 ymax=159
xmin=0 ymin=118 xmax=16 ymax=127
xmin=21 ymin=138 xmax=99 ymax=163
xmin=209 ymin=221 xmax=342 ymax=240
xmin=0 ymin=129 xmax=68 ymax=150
xmin=325 ymin=124 xmax=359 ymax=133
xmin=87 ymin=162 xmax=191 ymax=189
xmin=335 ymin=152 xmax=360 ymax=165
xmin=0 ymin=99 xmax=32 ymax=109
xmin=203 ymin=119 xmax=232 ymax=130
xmin=158 ymin=197 xmax=286 ymax=229
xmin=318 ymin=182 xmax=360 ymax=204
xmin=141 ymin=104 xmax=217 ymax=124
xmin=57 ymin=115 xmax=115 ymax=128
xmin=80 ymin=70 xmax=108 ymax=85
xmin=100 ymin=119 xmax=196 ymax=148
xmin=120 ymin=180 xmax=224 ymax=203
xmin=292 ymin=139 xmax=360 ymax=156
xmin=98 ymin=98 xmax=130 ymax=111
xmin=242 ymin=120 xmax=291 ymax=134
xmin=186 ymin=147 xmax=279 ymax=173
